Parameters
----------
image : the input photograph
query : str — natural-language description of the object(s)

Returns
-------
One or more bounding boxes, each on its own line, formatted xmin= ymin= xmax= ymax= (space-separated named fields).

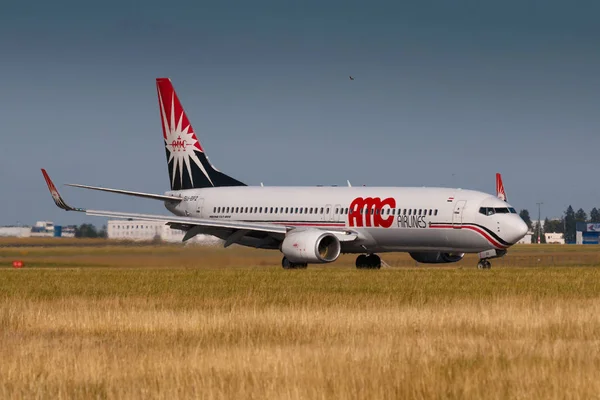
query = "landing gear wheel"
xmin=356 ymin=255 xmax=368 ymax=269
xmin=477 ymin=260 xmax=492 ymax=269
xmin=281 ymin=257 xmax=308 ymax=269
xmin=282 ymin=257 xmax=293 ymax=269
xmin=366 ymin=254 xmax=381 ymax=269
xmin=356 ymin=254 xmax=381 ymax=269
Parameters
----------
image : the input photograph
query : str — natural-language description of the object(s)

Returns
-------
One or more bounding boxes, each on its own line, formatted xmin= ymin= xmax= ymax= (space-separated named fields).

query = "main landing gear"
xmin=281 ymin=257 xmax=307 ymax=269
xmin=356 ymin=254 xmax=381 ymax=269
xmin=477 ymin=260 xmax=492 ymax=269
xmin=280 ymin=254 xmax=383 ymax=270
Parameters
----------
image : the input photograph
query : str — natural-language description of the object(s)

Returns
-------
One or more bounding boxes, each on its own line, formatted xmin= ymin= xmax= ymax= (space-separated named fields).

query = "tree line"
xmin=519 ymin=206 xmax=600 ymax=244
xmin=74 ymin=224 xmax=107 ymax=238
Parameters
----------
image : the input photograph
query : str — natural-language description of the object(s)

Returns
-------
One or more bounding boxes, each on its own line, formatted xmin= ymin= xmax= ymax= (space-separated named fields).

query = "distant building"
xmin=30 ymin=221 xmax=55 ymax=237
xmin=545 ymin=232 xmax=565 ymax=244
xmin=54 ymin=225 xmax=76 ymax=238
xmin=576 ymin=223 xmax=600 ymax=245
xmin=107 ymin=220 xmax=221 ymax=244
xmin=517 ymin=233 xmax=533 ymax=244
xmin=0 ymin=226 xmax=32 ymax=238
xmin=0 ymin=221 xmax=78 ymax=238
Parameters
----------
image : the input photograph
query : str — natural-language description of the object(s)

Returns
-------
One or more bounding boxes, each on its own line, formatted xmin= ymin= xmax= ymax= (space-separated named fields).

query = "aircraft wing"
xmin=85 ymin=209 xmax=288 ymax=234
xmin=41 ymin=169 xmax=359 ymax=243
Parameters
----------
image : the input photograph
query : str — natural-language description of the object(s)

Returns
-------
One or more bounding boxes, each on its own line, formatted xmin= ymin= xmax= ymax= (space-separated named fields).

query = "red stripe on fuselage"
xmin=271 ymin=222 xmax=346 ymax=227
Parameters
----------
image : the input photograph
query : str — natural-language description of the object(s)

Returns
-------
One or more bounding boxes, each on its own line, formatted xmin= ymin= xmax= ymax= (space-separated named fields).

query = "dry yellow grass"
xmin=2 ymin=238 xmax=600 ymax=269
xmin=1 ymin=240 xmax=600 ymax=399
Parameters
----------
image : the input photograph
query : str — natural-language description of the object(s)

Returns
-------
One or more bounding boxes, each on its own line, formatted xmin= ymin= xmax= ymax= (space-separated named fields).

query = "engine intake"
xmin=409 ymin=252 xmax=465 ymax=264
xmin=281 ymin=230 xmax=341 ymax=264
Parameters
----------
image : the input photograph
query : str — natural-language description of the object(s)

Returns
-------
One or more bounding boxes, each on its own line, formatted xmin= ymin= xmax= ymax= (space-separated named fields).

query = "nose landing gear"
xmin=356 ymin=254 xmax=381 ymax=269
xmin=477 ymin=249 xmax=507 ymax=270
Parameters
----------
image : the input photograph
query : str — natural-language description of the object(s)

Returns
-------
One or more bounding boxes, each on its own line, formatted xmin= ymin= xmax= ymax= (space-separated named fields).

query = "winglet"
xmin=496 ymin=173 xmax=507 ymax=202
xmin=41 ymin=169 xmax=85 ymax=212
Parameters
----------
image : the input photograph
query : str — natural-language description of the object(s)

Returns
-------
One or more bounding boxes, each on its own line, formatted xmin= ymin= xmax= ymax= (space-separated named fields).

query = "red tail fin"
xmin=156 ymin=78 xmax=203 ymax=152
xmin=155 ymin=78 xmax=246 ymax=191
xmin=496 ymin=173 xmax=507 ymax=202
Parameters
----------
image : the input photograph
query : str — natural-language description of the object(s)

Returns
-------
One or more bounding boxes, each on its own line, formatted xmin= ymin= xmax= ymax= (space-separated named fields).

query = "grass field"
xmin=1 ymin=239 xmax=600 ymax=399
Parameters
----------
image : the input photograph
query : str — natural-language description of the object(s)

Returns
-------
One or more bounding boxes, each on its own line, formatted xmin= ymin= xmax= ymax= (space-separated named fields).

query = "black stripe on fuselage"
xmin=429 ymin=222 xmax=512 ymax=246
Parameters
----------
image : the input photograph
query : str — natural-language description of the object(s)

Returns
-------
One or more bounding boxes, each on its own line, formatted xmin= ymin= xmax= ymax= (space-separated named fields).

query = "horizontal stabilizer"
xmin=66 ymin=183 xmax=182 ymax=202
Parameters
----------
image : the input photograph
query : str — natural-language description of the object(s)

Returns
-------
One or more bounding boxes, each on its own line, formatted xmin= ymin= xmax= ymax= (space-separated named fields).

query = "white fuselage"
xmin=163 ymin=186 xmax=528 ymax=254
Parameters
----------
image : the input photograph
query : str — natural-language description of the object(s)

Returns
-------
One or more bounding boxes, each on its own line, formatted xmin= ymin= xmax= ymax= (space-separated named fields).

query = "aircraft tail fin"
xmin=496 ymin=173 xmax=507 ymax=202
xmin=156 ymin=78 xmax=246 ymax=191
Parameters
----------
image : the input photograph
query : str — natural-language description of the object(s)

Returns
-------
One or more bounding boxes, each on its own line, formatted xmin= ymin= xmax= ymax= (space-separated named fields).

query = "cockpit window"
xmin=480 ymin=206 xmax=517 ymax=216
xmin=479 ymin=207 xmax=495 ymax=216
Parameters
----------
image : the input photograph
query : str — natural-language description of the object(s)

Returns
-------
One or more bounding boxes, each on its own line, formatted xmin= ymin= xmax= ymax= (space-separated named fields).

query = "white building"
xmin=30 ymin=221 xmax=55 ymax=237
xmin=60 ymin=226 xmax=76 ymax=238
xmin=0 ymin=221 xmax=55 ymax=238
xmin=0 ymin=226 xmax=32 ymax=238
xmin=517 ymin=233 xmax=533 ymax=244
xmin=0 ymin=221 xmax=78 ymax=238
xmin=107 ymin=220 xmax=221 ymax=244
xmin=545 ymin=232 xmax=565 ymax=244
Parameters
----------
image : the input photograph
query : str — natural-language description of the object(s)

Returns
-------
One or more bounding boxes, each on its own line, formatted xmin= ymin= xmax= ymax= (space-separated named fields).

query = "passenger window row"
xmin=212 ymin=206 xmax=438 ymax=216
xmin=213 ymin=206 xmax=331 ymax=214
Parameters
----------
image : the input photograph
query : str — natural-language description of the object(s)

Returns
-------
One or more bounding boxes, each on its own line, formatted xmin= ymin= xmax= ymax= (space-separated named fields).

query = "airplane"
xmin=41 ymin=77 xmax=528 ymax=270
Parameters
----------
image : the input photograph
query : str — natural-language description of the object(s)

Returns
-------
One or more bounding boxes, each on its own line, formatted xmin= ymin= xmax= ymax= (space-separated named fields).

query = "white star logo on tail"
xmin=159 ymin=93 xmax=214 ymax=188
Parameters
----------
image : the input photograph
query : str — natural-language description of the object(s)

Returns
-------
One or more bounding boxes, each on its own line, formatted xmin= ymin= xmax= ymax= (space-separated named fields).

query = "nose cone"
xmin=507 ymin=217 xmax=529 ymax=244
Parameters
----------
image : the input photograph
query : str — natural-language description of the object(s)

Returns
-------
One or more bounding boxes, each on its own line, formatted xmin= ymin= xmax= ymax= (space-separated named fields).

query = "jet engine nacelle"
xmin=409 ymin=252 xmax=465 ymax=264
xmin=281 ymin=230 xmax=341 ymax=264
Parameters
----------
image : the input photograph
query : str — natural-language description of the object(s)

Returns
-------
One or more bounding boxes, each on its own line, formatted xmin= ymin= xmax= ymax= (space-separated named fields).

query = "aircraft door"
xmin=196 ymin=198 xmax=205 ymax=216
xmin=324 ymin=204 xmax=332 ymax=222
xmin=334 ymin=204 xmax=342 ymax=222
xmin=452 ymin=200 xmax=466 ymax=228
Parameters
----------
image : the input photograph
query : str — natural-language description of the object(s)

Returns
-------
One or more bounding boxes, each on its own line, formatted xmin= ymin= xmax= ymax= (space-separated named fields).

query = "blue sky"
xmin=1 ymin=0 xmax=599 ymax=226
